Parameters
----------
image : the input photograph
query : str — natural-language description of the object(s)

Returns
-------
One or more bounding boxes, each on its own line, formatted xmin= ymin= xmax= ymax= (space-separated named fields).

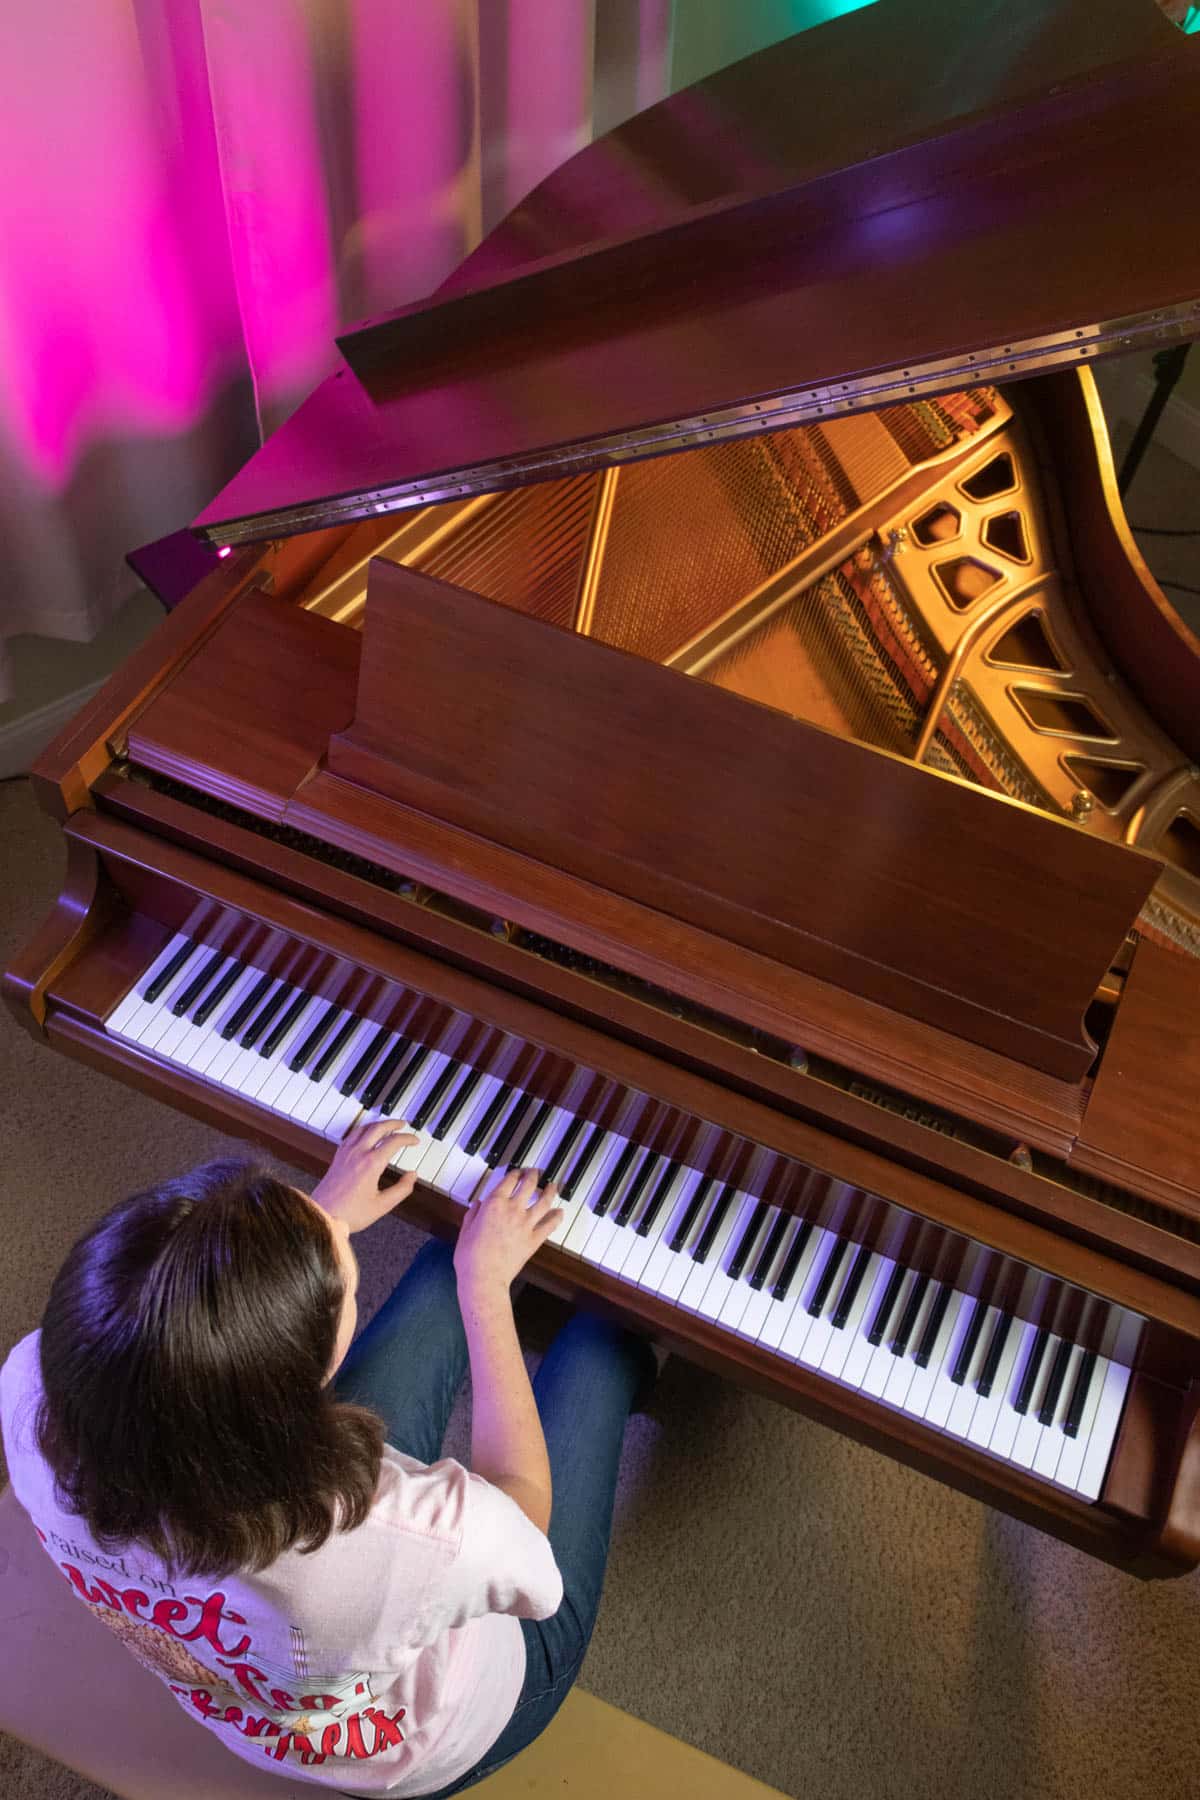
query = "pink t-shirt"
xmin=1 ymin=1332 xmax=563 ymax=1796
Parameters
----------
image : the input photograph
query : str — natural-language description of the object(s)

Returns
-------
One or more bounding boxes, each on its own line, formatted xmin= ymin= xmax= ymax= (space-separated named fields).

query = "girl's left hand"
xmin=310 ymin=1116 xmax=420 ymax=1233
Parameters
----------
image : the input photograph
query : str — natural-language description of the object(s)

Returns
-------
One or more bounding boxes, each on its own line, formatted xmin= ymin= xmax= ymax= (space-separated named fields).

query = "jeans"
xmin=334 ymin=1238 xmax=654 ymax=1797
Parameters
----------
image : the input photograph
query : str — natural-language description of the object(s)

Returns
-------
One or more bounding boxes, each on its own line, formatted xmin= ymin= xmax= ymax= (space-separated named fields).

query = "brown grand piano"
xmin=8 ymin=0 xmax=1200 ymax=1576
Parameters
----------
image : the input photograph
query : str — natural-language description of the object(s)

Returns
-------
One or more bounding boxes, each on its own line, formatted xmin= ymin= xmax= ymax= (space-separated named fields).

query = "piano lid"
xmin=193 ymin=0 xmax=1200 ymax=546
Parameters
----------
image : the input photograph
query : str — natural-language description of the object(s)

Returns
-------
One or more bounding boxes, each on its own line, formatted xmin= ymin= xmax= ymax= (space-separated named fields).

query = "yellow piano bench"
xmin=0 ymin=1486 xmax=784 ymax=1800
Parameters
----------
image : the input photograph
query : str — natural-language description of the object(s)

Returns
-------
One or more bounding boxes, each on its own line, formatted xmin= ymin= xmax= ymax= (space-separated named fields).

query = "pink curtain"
xmin=0 ymin=0 xmax=681 ymax=698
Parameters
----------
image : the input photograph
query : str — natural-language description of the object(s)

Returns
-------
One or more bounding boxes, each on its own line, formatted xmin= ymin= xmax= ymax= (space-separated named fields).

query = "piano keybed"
xmin=105 ymin=927 xmax=1137 ymax=1504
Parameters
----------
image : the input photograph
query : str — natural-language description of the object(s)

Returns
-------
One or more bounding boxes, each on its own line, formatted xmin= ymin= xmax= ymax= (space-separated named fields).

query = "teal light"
xmin=670 ymin=0 xmax=877 ymax=95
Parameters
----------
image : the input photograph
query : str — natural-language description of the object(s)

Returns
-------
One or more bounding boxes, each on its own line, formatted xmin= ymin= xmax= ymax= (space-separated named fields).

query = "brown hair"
xmin=36 ymin=1160 xmax=384 ymax=1578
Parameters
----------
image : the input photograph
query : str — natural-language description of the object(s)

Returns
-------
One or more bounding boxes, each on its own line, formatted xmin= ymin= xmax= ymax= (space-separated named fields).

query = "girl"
xmin=0 ymin=1119 xmax=655 ymax=1796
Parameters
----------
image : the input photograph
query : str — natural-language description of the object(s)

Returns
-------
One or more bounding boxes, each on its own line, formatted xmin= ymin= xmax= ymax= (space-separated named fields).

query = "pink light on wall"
xmin=0 ymin=0 xmax=243 ymax=490
xmin=351 ymin=0 xmax=482 ymax=323
xmin=198 ymin=0 xmax=340 ymax=428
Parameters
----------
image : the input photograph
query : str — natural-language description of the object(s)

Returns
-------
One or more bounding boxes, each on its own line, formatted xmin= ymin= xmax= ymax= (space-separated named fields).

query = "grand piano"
xmin=8 ymin=0 xmax=1200 ymax=1576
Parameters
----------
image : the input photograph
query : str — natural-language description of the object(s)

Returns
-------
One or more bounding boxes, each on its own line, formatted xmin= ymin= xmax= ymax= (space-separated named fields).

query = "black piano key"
xmin=669 ymin=1175 xmax=714 ymax=1254
xmin=728 ymin=1199 xmax=770 ymax=1283
xmin=1013 ymin=1325 xmax=1051 ymax=1416
xmin=414 ymin=1059 xmax=462 ymax=1130
xmin=240 ymin=982 xmax=293 ymax=1051
xmin=341 ymin=1025 xmax=393 ymax=1096
xmin=635 ymin=1160 xmax=680 ymax=1237
xmin=1063 ymin=1349 xmax=1098 ymax=1438
xmin=381 ymin=1044 xmax=432 ymax=1116
xmin=171 ymin=950 xmax=226 ymax=1018
xmin=615 ymin=1152 xmax=658 ymax=1228
xmin=692 ymin=1183 xmax=738 ymax=1265
xmin=433 ymin=1067 xmax=482 ymax=1139
xmin=868 ymin=1263 xmax=909 ymax=1348
xmin=772 ymin=1218 xmax=814 ymax=1302
xmin=465 ymin=1084 xmax=514 ymax=1158
xmin=485 ymin=1094 xmax=536 ymax=1168
xmin=561 ymin=1122 xmax=607 ymax=1199
xmin=310 ymin=1012 xmax=359 ymax=1083
xmin=949 ymin=1298 xmax=987 ymax=1384
xmin=144 ymin=939 xmax=196 ymax=1003
xmin=975 ymin=1310 xmax=1014 ymax=1398
xmin=890 ymin=1271 xmax=931 ymax=1357
xmin=1037 ymin=1336 xmax=1075 ymax=1426
xmin=831 ymin=1243 xmax=874 ymax=1331
xmin=413 ymin=1058 xmax=460 ymax=1130
xmin=544 ymin=1114 xmax=587 ymax=1185
xmin=750 ymin=1210 xmax=790 ymax=1291
xmin=808 ymin=1236 xmax=850 ymax=1318
xmin=290 ymin=1002 xmax=342 ymax=1072
xmin=222 ymin=971 xmax=275 ymax=1041
xmin=361 ymin=1036 xmax=412 ymax=1110
xmin=260 ymin=989 xmax=310 ymax=1059
xmin=593 ymin=1139 xmax=641 ymax=1216
xmin=191 ymin=958 xmax=243 ymax=1027
xmin=913 ymin=1281 xmax=954 ymax=1367
xmin=508 ymin=1098 xmax=554 ymax=1168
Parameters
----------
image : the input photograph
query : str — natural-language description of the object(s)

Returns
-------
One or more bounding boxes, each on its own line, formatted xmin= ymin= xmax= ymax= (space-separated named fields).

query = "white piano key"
xmin=303 ymin=1021 xmax=384 ymax=1132
xmin=656 ymin=1180 xmax=726 ymax=1303
xmin=1009 ymin=1334 xmax=1061 ymax=1469
xmin=218 ymin=987 xmax=297 ymax=1099
xmin=819 ymin=1250 xmax=887 ymax=1382
xmin=1075 ymin=1359 xmax=1131 ymax=1502
xmin=558 ymin=1136 xmax=628 ymax=1255
xmin=106 ymin=933 xmax=192 ymax=1037
xmin=795 ymin=1236 xmax=855 ymax=1371
xmin=894 ymin=1288 xmax=965 ymax=1417
xmin=923 ymin=1296 xmax=984 ymax=1430
xmin=1033 ymin=1342 xmax=1085 ymax=1481
xmin=716 ymin=1205 xmax=781 ymax=1336
xmin=130 ymin=961 xmax=211 ymax=1052
xmin=239 ymin=1004 xmax=314 ymax=1102
xmin=201 ymin=977 xmax=285 ymax=1085
xmin=862 ymin=1271 xmax=924 ymax=1400
xmin=729 ymin=1213 xmax=797 ymax=1341
xmin=945 ymin=1307 xmax=1003 ymax=1438
xmin=777 ymin=1228 xmax=838 ymax=1360
xmin=985 ymin=1322 xmax=1039 ymax=1460
xmin=677 ymin=1188 xmax=750 ymax=1313
xmin=688 ymin=1193 xmax=759 ymax=1321
xmin=595 ymin=1151 xmax=666 ymax=1276
xmin=965 ymin=1313 xmax=1025 ymax=1449
xmin=1052 ymin=1353 xmax=1111 ymax=1492
xmin=758 ymin=1224 xmax=829 ymax=1354
xmin=880 ymin=1277 xmax=940 ymax=1409
xmin=576 ymin=1144 xmax=650 ymax=1270
xmin=632 ymin=1168 xmax=707 ymax=1291
xmin=428 ymin=1076 xmax=505 ymax=1196
xmin=384 ymin=1052 xmax=453 ymax=1170
xmin=520 ymin=1104 xmax=577 ymax=1183
xmin=189 ymin=968 xmax=264 ymax=1076
xmin=256 ymin=997 xmax=323 ymax=1107
xmin=620 ymin=1163 xmax=694 ymax=1283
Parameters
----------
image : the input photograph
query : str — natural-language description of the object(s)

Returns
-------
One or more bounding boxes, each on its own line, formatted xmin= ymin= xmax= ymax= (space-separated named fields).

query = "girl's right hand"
xmin=453 ymin=1167 xmax=562 ymax=1298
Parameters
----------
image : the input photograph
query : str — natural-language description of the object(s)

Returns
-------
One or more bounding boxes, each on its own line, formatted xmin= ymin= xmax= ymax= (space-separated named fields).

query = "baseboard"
xmin=0 ymin=680 xmax=103 ymax=781
xmin=1095 ymin=362 xmax=1200 ymax=472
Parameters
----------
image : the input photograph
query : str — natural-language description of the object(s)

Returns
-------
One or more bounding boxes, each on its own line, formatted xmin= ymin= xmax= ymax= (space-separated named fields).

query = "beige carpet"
xmin=3 ymin=440 xmax=1200 ymax=1800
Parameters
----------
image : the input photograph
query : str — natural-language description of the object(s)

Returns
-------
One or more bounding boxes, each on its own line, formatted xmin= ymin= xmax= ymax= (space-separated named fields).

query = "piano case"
xmin=9 ymin=0 xmax=1200 ymax=1576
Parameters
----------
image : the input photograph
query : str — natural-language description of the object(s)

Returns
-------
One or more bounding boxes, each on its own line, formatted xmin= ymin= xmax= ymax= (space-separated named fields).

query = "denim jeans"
xmin=334 ymin=1237 xmax=653 ymax=1797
